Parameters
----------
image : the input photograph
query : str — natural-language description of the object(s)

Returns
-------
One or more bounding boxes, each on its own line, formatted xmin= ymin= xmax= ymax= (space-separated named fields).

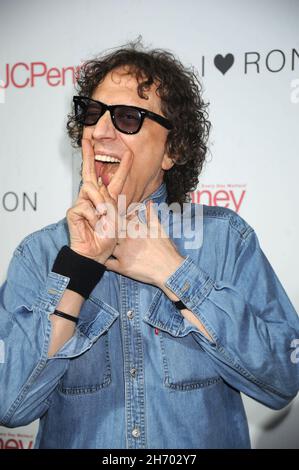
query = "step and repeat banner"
xmin=0 ymin=0 xmax=298 ymax=449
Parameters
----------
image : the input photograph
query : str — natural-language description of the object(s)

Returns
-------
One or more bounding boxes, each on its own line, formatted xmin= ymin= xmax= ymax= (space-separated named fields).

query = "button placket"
xmin=121 ymin=278 xmax=146 ymax=448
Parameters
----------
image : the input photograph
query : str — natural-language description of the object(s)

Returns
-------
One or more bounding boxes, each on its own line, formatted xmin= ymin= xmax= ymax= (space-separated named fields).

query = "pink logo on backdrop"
xmin=0 ymin=431 xmax=34 ymax=449
xmin=0 ymin=62 xmax=81 ymax=88
xmin=191 ymin=183 xmax=247 ymax=213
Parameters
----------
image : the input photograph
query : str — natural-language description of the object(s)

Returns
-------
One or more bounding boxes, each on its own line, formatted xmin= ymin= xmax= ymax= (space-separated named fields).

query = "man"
xmin=0 ymin=43 xmax=298 ymax=449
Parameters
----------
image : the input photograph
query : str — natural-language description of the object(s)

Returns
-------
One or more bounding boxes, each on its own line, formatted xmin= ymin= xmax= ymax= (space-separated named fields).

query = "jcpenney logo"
xmin=0 ymin=62 xmax=80 ymax=88
xmin=191 ymin=184 xmax=247 ymax=213
xmin=0 ymin=435 xmax=34 ymax=449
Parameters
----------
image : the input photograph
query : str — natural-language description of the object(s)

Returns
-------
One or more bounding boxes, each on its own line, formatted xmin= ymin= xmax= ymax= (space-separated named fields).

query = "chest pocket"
xmin=58 ymin=331 xmax=111 ymax=395
xmin=159 ymin=331 xmax=221 ymax=390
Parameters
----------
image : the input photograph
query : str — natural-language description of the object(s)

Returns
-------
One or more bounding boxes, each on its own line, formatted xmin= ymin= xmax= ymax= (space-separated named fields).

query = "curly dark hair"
xmin=67 ymin=39 xmax=210 ymax=205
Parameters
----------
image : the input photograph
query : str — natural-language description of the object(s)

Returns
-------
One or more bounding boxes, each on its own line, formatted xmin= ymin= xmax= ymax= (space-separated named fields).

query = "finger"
xmin=126 ymin=209 xmax=139 ymax=222
xmin=81 ymin=138 xmax=97 ymax=186
xmin=95 ymin=214 xmax=116 ymax=239
xmin=79 ymin=168 xmax=118 ymax=218
xmin=78 ymin=181 xmax=106 ymax=210
xmin=98 ymin=178 xmax=118 ymax=205
xmin=107 ymin=149 xmax=133 ymax=200
xmin=96 ymin=202 xmax=108 ymax=216
xmin=68 ymin=201 xmax=100 ymax=230
xmin=96 ymin=184 xmax=120 ymax=234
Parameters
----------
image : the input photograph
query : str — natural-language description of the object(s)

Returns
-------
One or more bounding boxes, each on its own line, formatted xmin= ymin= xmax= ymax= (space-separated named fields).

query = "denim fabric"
xmin=0 ymin=183 xmax=298 ymax=449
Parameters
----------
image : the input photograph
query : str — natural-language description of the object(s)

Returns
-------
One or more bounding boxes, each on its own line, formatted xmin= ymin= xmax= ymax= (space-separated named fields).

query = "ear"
xmin=161 ymin=152 xmax=175 ymax=171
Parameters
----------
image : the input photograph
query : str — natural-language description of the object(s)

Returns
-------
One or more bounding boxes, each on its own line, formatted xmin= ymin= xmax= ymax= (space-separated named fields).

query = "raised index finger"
xmin=107 ymin=149 xmax=133 ymax=201
xmin=81 ymin=138 xmax=97 ymax=185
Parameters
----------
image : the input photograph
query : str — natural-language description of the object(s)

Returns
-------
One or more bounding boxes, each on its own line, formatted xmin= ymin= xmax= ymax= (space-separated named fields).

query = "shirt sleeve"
xmin=0 ymin=241 xmax=118 ymax=427
xmin=164 ymin=230 xmax=299 ymax=410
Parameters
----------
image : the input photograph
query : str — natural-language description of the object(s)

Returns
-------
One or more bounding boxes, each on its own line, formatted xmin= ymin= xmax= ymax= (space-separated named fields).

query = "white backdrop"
xmin=0 ymin=0 xmax=298 ymax=449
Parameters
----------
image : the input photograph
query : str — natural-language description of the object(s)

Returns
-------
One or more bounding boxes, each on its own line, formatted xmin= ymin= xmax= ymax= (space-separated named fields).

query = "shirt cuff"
xmin=43 ymin=272 xmax=119 ymax=360
xmin=164 ymin=255 xmax=214 ymax=310
xmin=142 ymin=256 xmax=215 ymax=339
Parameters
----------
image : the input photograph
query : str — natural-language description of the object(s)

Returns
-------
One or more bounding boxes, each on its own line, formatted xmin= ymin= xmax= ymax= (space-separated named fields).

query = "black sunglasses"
xmin=73 ymin=96 xmax=173 ymax=135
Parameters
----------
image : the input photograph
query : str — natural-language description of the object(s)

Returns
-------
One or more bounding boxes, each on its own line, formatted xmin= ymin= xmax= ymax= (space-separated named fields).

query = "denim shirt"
xmin=0 ymin=183 xmax=298 ymax=449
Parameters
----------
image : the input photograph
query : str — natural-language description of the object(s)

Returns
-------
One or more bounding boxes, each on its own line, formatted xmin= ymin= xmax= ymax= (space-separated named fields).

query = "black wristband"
xmin=52 ymin=246 xmax=106 ymax=299
xmin=51 ymin=309 xmax=79 ymax=324
xmin=173 ymin=299 xmax=187 ymax=310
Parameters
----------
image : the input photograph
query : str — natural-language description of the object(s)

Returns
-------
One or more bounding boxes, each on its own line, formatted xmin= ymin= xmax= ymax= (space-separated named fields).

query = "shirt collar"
xmin=142 ymin=182 xmax=167 ymax=205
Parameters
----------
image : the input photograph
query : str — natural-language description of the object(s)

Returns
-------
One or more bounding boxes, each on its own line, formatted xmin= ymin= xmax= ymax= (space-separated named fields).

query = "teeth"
xmin=95 ymin=155 xmax=120 ymax=163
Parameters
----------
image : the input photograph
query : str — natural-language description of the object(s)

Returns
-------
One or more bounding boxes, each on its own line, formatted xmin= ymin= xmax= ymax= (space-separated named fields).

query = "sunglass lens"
xmin=114 ymin=107 xmax=141 ymax=133
xmin=76 ymin=99 xmax=102 ymax=126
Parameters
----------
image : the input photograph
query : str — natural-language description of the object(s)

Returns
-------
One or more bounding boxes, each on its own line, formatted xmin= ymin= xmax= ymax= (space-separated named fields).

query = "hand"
xmin=105 ymin=200 xmax=185 ymax=287
xmin=67 ymin=139 xmax=131 ymax=263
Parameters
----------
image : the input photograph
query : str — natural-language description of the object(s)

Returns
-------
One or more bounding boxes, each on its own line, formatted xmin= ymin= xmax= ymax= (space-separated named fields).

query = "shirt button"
xmin=130 ymin=367 xmax=137 ymax=378
xmin=132 ymin=428 xmax=140 ymax=438
xmin=127 ymin=310 xmax=134 ymax=320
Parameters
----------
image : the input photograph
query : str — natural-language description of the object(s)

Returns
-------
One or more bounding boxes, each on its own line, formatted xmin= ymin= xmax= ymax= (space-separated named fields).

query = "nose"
xmin=91 ymin=109 xmax=116 ymax=141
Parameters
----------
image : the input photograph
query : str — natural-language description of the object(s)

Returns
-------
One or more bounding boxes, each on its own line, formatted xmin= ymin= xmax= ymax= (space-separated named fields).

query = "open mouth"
xmin=94 ymin=154 xmax=120 ymax=186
